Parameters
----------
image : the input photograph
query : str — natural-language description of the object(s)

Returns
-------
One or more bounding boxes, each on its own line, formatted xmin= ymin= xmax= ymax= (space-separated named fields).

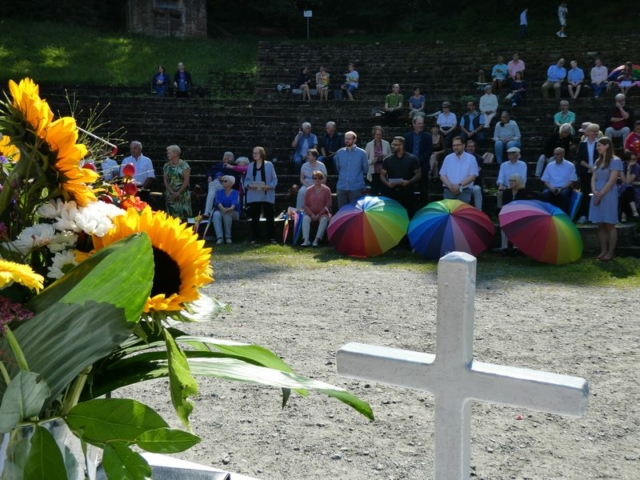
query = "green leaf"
xmin=66 ymin=398 xmax=168 ymax=445
xmin=163 ymin=329 xmax=197 ymax=429
xmin=135 ymin=427 xmax=200 ymax=453
xmin=102 ymin=442 xmax=152 ymax=480
xmin=0 ymin=372 xmax=50 ymax=433
xmin=0 ymin=234 xmax=154 ymax=406
xmin=23 ymin=425 xmax=67 ymax=480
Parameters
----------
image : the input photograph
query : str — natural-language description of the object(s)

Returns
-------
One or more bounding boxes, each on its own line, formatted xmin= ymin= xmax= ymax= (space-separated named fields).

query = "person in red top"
xmin=301 ymin=170 xmax=332 ymax=247
xmin=623 ymin=121 xmax=640 ymax=156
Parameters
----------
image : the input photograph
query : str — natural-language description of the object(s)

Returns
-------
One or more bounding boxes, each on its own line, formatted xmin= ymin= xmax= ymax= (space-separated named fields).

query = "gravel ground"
xmin=125 ymin=251 xmax=639 ymax=480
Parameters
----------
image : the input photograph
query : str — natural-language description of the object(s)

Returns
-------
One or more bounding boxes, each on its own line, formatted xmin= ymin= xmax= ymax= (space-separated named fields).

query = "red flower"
xmin=122 ymin=163 xmax=136 ymax=178
xmin=123 ymin=182 xmax=138 ymax=196
xmin=83 ymin=162 xmax=96 ymax=172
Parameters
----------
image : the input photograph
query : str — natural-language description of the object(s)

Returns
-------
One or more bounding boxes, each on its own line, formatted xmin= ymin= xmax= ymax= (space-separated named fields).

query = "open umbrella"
xmin=499 ymin=200 xmax=583 ymax=265
xmin=607 ymin=64 xmax=640 ymax=82
xmin=327 ymin=196 xmax=409 ymax=258
xmin=408 ymin=199 xmax=495 ymax=259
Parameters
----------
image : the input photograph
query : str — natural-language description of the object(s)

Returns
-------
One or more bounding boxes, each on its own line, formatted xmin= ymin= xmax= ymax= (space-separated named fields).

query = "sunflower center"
xmin=151 ymin=247 xmax=181 ymax=298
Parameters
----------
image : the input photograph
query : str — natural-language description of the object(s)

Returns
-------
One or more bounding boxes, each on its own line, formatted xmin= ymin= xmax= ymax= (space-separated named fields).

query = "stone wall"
xmin=126 ymin=0 xmax=207 ymax=38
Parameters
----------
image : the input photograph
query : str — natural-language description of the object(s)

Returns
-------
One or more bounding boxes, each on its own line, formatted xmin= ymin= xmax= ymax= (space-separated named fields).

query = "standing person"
xmin=151 ymin=65 xmax=171 ymax=97
xmin=334 ymin=131 xmax=368 ymax=208
xmin=439 ymin=137 xmax=479 ymax=205
xmin=212 ymin=175 xmax=241 ymax=245
xmin=380 ymin=137 xmax=422 ymax=217
xmin=575 ymin=123 xmax=600 ymax=223
xmin=244 ymin=146 xmax=278 ymax=245
xmin=557 ymin=2 xmax=568 ymax=37
xmin=590 ymin=58 xmax=608 ymax=99
xmin=315 ymin=65 xmax=330 ymax=101
xmin=163 ymin=145 xmax=192 ymax=221
xmin=365 ymin=126 xmax=392 ymax=196
xmin=519 ymin=8 xmax=528 ymax=39
xmin=301 ymin=171 xmax=332 ymax=248
xmin=292 ymin=122 xmax=318 ymax=174
xmin=173 ymin=62 xmax=192 ymax=97
xmin=408 ymin=86 xmax=426 ymax=119
xmin=340 ymin=63 xmax=359 ymax=101
xmin=589 ymin=137 xmax=623 ymax=261
xmin=404 ymin=116 xmax=433 ymax=203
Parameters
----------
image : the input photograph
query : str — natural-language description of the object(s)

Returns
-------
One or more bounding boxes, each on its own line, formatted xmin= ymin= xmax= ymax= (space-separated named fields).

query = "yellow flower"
xmin=8 ymin=78 xmax=53 ymax=138
xmin=92 ymin=207 xmax=213 ymax=313
xmin=0 ymin=259 xmax=44 ymax=291
xmin=0 ymin=135 xmax=20 ymax=162
xmin=45 ymin=117 xmax=97 ymax=206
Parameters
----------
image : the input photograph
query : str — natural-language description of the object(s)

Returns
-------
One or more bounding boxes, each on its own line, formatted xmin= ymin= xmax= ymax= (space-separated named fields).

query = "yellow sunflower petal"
xmin=0 ymin=135 xmax=20 ymax=162
xmin=91 ymin=207 xmax=213 ymax=313
xmin=0 ymin=259 xmax=44 ymax=291
xmin=9 ymin=78 xmax=53 ymax=137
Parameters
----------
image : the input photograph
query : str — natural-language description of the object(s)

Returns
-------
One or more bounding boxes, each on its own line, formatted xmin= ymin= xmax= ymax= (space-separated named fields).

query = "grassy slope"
xmin=0 ymin=19 xmax=257 ymax=86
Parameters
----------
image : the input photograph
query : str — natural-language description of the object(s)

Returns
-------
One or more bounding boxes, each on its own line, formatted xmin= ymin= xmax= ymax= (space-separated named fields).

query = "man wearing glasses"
xmin=540 ymin=147 xmax=577 ymax=215
xmin=334 ymin=131 xmax=369 ymax=208
xmin=439 ymin=137 xmax=479 ymax=205
xmin=380 ymin=137 xmax=422 ymax=216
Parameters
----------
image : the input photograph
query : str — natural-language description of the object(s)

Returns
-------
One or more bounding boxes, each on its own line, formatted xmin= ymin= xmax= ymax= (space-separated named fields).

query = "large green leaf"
xmin=0 ymin=372 xmax=50 ymax=433
xmin=135 ymin=427 xmax=200 ymax=454
xmin=28 ymin=233 xmax=153 ymax=321
xmin=0 ymin=234 xmax=154 ymax=406
xmin=66 ymin=398 xmax=167 ymax=446
xmin=162 ymin=329 xmax=197 ymax=429
xmin=22 ymin=426 xmax=67 ymax=480
xmin=101 ymin=443 xmax=152 ymax=480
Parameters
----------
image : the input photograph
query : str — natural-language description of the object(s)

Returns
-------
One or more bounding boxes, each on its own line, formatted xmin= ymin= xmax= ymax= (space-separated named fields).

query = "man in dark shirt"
xmin=321 ymin=121 xmax=345 ymax=173
xmin=604 ymin=93 xmax=634 ymax=146
xmin=404 ymin=116 xmax=432 ymax=206
xmin=173 ymin=62 xmax=192 ymax=98
xmin=380 ymin=136 xmax=422 ymax=217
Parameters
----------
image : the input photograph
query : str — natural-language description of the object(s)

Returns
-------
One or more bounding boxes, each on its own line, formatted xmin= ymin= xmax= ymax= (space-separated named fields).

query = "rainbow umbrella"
xmin=499 ymin=200 xmax=583 ymax=265
xmin=608 ymin=64 xmax=640 ymax=82
xmin=408 ymin=199 xmax=495 ymax=259
xmin=327 ymin=196 xmax=409 ymax=257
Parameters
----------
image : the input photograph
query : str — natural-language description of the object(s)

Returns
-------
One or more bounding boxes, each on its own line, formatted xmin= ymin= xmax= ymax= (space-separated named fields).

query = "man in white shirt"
xmin=120 ymin=141 xmax=155 ymax=188
xmin=497 ymin=147 xmax=528 ymax=207
xmin=479 ymin=85 xmax=498 ymax=128
xmin=439 ymin=136 xmax=478 ymax=205
xmin=590 ymin=58 xmax=608 ymax=98
xmin=540 ymin=147 xmax=577 ymax=215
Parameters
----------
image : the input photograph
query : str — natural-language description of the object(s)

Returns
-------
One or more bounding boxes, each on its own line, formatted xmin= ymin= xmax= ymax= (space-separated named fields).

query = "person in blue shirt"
xmin=541 ymin=58 xmax=567 ymax=99
xmin=291 ymin=122 xmax=318 ymax=174
xmin=151 ymin=65 xmax=171 ymax=97
xmin=334 ymin=131 xmax=369 ymax=208
xmin=567 ymin=60 xmax=585 ymax=99
xmin=492 ymin=56 xmax=509 ymax=92
xmin=211 ymin=175 xmax=241 ymax=245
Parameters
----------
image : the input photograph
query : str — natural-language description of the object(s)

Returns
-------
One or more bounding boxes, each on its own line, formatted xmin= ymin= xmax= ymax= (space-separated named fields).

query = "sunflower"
xmin=8 ymin=78 xmax=53 ymax=138
xmin=0 ymin=135 xmax=20 ymax=162
xmin=92 ymin=207 xmax=213 ymax=313
xmin=0 ymin=259 xmax=44 ymax=291
xmin=45 ymin=116 xmax=97 ymax=206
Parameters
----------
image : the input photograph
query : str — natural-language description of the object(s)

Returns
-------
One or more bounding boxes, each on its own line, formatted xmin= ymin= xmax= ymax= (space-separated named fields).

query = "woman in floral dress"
xmin=163 ymin=144 xmax=192 ymax=220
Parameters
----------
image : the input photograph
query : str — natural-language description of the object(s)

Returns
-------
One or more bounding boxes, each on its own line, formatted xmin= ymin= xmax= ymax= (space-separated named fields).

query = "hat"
xmin=507 ymin=147 xmax=521 ymax=153
xmin=578 ymin=122 xmax=591 ymax=133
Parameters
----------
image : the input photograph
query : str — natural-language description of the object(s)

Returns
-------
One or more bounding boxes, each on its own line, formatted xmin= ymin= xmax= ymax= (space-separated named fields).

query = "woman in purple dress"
xmin=589 ymin=137 xmax=623 ymax=261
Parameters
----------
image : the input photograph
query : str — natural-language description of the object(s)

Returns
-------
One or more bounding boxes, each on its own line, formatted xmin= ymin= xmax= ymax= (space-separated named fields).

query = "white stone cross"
xmin=337 ymin=252 xmax=589 ymax=480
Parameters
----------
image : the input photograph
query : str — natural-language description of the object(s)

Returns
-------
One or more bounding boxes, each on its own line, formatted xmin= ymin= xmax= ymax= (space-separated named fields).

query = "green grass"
xmin=212 ymin=244 xmax=640 ymax=289
xmin=0 ymin=19 xmax=258 ymax=87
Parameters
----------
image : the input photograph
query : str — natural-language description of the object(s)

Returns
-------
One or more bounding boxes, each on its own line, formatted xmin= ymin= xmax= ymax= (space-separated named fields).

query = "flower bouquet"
xmin=0 ymin=79 xmax=373 ymax=479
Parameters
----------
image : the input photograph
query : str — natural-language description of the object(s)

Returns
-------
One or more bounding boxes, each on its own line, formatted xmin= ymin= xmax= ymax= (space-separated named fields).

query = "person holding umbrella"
xmin=590 ymin=137 xmax=623 ymax=261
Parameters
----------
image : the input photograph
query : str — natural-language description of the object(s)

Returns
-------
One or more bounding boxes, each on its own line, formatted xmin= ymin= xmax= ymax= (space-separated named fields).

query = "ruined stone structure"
xmin=126 ymin=0 xmax=207 ymax=38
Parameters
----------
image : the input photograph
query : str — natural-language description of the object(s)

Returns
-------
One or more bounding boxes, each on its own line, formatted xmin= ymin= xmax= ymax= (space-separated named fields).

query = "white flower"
xmin=38 ymin=200 xmax=80 ymax=232
xmin=47 ymin=250 xmax=78 ymax=279
xmin=74 ymin=201 xmax=124 ymax=237
xmin=47 ymin=231 xmax=78 ymax=253
xmin=12 ymin=224 xmax=56 ymax=255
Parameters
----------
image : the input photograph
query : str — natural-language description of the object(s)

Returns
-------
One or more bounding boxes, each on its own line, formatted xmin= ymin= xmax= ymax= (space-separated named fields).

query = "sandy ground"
xmin=126 ymin=253 xmax=639 ymax=480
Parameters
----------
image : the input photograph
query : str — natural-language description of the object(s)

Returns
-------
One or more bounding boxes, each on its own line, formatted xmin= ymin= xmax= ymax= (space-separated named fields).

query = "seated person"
xmin=301 ymin=170 xmax=332 ymax=247
xmin=408 ymin=86 xmax=426 ymax=119
xmin=439 ymin=137 xmax=478 ymax=205
xmin=296 ymin=149 xmax=327 ymax=209
xmin=540 ymin=147 xmax=577 ymax=215
xmin=459 ymin=100 xmax=485 ymax=145
xmin=437 ymin=102 xmax=458 ymax=148
xmin=212 ymin=175 xmax=241 ymax=245
xmin=151 ymin=65 xmax=171 ymax=97
xmin=541 ymin=58 xmax=566 ymax=100
xmin=492 ymin=56 xmax=508 ymax=91
xmin=553 ymin=100 xmax=576 ymax=134
xmin=100 ymin=157 xmax=119 ymax=181
xmin=479 ymin=85 xmax=499 ymax=128
xmin=493 ymin=111 xmax=521 ymax=164
xmin=536 ymin=123 xmax=575 ymax=177
xmin=294 ymin=66 xmax=313 ymax=101
xmin=500 ymin=174 xmax=528 ymax=252
xmin=590 ymin=58 xmax=608 ymax=98
xmin=496 ymin=147 xmax=528 ymax=208
xmin=340 ymin=63 xmax=359 ymax=101
xmin=377 ymin=83 xmax=403 ymax=119
xmin=173 ymin=62 xmax=192 ymax=98
xmin=605 ymin=94 xmax=635 ymax=146
xmin=567 ymin=60 xmax=585 ymax=99
xmin=616 ymin=62 xmax=636 ymax=95
xmin=315 ymin=65 xmax=330 ymax=101
xmin=204 ymin=151 xmax=236 ymax=217
xmin=292 ymin=122 xmax=319 ymax=173
xmin=429 ymin=124 xmax=446 ymax=179
xmin=471 ymin=69 xmax=490 ymax=92
xmin=508 ymin=71 xmax=527 ymax=107
xmin=618 ymin=152 xmax=640 ymax=222
xmin=624 ymin=120 xmax=640 ymax=157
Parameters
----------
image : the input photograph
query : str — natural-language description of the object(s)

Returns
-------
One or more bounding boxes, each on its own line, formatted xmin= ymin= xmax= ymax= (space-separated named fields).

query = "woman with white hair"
xmin=212 ymin=175 xmax=241 ymax=244
xmin=204 ymin=151 xmax=235 ymax=217
xmin=163 ymin=144 xmax=192 ymax=220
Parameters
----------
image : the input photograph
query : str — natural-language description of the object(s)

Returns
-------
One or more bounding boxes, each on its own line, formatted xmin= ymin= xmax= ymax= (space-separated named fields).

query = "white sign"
xmin=303 ymin=10 xmax=312 ymax=17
